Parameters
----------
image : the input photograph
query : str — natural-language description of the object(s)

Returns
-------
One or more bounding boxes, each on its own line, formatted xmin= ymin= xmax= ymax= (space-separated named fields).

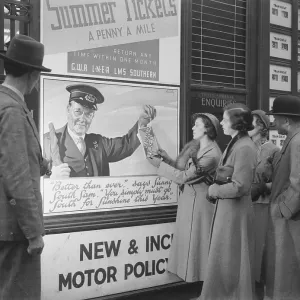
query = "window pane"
xmin=191 ymin=0 xmax=247 ymax=88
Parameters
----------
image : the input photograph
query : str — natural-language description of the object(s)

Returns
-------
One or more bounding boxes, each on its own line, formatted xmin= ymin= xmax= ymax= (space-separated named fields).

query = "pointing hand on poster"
xmin=138 ymin=105 xmax=157 ymax=127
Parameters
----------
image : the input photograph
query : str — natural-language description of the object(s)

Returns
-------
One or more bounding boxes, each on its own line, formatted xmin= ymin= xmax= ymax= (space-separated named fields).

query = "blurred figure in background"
xmin=248 ymin=110 xmax=280 ymax=300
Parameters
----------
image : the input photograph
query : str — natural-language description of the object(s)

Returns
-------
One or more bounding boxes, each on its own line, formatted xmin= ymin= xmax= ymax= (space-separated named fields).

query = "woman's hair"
xmin=191 ymin=113 xmax=217 ymax=140
xmin=253 ymin=114 xmax=268 ymax=138
xmin=223 ymin=103 xmax=254 ymax=132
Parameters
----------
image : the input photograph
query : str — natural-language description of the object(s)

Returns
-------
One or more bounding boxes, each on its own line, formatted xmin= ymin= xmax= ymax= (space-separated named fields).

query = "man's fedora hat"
xmin=66 ymin=84 xmax=104 ymax=110
xmin=267 ymin=95 xmax=300 ymax=116
xmin=0 ymin=34 xmax=51 ymax=72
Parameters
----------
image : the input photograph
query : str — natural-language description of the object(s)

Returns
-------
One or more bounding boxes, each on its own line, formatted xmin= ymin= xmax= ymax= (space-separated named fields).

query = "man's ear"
xmin=284 ymin=117 xmax=290 ymax=125
xmin=66 ymin=103 xmax=71 ymax=113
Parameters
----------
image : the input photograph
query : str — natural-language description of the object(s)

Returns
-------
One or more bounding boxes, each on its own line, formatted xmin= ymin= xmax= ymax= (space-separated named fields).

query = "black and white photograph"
xmin=3 ymin=0 xmax=300 ymax=300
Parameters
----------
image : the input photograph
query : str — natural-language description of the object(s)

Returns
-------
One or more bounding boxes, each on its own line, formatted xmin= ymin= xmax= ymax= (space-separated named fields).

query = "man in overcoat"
xmin=43 ymin=84 xmax=156 ymax=178
xmin=0 ymin=35 xmax=51 ymax=299
xmin=266 ymin=95 xmax=300 ymax=300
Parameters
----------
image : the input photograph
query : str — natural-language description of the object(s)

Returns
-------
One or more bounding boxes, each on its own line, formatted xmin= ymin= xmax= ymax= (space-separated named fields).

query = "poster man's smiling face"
xmin=67 ymin=101 xmax=95 ymax=136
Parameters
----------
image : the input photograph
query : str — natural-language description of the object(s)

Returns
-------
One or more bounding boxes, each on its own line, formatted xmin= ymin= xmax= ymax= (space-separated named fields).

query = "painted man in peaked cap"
xmin=0 ymin=34 xmax=51 ymax=300
xmin=43 ymin=84 xmax=156 ymax=178
xmin=265 ymin=95 xmax=300 ymax=300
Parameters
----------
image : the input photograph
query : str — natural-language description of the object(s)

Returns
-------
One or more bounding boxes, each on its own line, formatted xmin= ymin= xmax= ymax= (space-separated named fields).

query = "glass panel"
xmin=191 ymin=0 xmax=247 ymax=88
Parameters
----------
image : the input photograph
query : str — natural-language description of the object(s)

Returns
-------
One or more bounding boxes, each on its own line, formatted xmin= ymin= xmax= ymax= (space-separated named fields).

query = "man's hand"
xmin=27 ymin=235 xmax=44 ymax=256
xmin=138 ymin=105 xmax=157 ymax=127
xmin=50 ymin=163 xmax=71 ymax=179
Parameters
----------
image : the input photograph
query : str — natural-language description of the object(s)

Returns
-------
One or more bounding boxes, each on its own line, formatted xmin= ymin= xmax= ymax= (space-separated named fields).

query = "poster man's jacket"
xmin=0 ymin=85 xmax=44 ymax=241
xmin=43 ymin=123 xmax=141 ymax=177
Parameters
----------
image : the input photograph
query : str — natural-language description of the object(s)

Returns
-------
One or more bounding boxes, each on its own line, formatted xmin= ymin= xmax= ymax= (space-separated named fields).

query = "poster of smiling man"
xmin=41 ymin=76 xmax=179 ymax=215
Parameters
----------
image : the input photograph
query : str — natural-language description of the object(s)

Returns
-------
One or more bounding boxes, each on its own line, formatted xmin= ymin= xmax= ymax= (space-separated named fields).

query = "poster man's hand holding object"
xmin=138 ymin=105 xmax=157 ymax=127
xmin=50 ymin=163 xmax=71 ymax=179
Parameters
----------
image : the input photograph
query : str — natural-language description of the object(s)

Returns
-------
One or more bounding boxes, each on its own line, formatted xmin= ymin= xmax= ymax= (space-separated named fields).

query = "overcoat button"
xmin=9 ymin=199 xmax=16 ymax=206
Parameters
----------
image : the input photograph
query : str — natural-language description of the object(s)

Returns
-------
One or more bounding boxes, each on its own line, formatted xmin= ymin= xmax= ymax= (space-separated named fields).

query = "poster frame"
xmin=40 ymin=75 xmax=181 ymax=233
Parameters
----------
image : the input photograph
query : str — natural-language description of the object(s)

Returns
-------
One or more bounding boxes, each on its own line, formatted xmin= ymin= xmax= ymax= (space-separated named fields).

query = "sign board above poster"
xmin=41 ymin=0 xmax=180 ymax=84
xmin=42 ymin=0 xmax=179 ymax=55
xmin=270 ymin=0 xmax=292 ymax=28
xmin=270 ymin=32 xmax=291 ymax=60
xmin=67 ymin=40 xmax=160 ymax=81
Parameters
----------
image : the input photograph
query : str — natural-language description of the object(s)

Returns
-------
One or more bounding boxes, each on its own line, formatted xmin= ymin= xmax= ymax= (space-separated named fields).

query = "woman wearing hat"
xmin=200 ymin=103 xmax=257 ymax=300
xmin=147 ymin=113 xmax=221 ymax=284
xmin=248 ymin=110 xmax=280 ymax=300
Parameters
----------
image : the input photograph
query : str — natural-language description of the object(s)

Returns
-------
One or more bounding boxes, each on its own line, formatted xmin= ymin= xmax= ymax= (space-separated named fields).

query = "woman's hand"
xmin=157 ymin=148 xmax=175 ymax=166
xmin=157 ymin=148 xmax=169 ymax=159
xmin=206 ymin=193 xmax=217 ymax=204
xmin=147 ymin=156 xmax=162 ymax=168
xmin=206 ymin=184 xmax=218 ymax=203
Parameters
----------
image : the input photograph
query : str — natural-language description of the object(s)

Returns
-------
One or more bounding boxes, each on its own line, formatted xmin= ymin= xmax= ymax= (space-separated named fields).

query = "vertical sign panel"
xmin=270 ymin=0 xmax=292 ymax=28
xmin=270 ymin=32 xmax=291 ymax=60
xmin=270 ymin=65 xmax=291 ymax=91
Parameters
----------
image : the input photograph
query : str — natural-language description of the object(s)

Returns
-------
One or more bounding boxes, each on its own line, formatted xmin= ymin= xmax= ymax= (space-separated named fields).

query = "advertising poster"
xmin=270 ymin=0 xmax=292 ymax=28
xmin=269 ymin=65 xmax=291 ymax=91
xmin=41 ymin=223 xmax=180 ymax=300
xmin=270 ymin=32 xmax=291 ymax=60
xmin=41 ymin=0 xmax=181 ymax=84
xmin=41 ymin=76 xmax=179 ymax=215
xmin=269 ymin=97 xmax=286 ymax=148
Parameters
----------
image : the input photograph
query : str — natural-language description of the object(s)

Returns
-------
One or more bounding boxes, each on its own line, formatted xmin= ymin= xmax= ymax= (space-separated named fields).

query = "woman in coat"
xmin=147 ymin=113 xmax=222 ymax=283
xmin=248 ymin=110 xmax=280 ymax=300
xmin=200 ymin=103 xmax=257 ymax=300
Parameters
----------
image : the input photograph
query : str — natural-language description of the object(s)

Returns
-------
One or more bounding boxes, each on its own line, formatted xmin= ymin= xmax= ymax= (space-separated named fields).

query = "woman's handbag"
xmin=206 ymin=166 xmax=234 ymax=203
xmin=214 ymin=166 xmax=234 ymax=185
